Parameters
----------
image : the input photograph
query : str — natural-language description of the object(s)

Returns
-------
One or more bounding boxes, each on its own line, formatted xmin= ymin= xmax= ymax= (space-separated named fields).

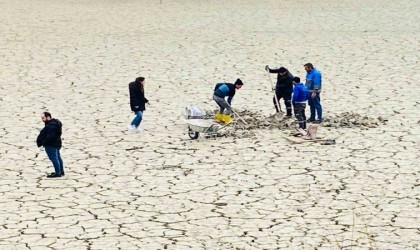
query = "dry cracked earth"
xmin=0 ymin=0 xmax=419 ymax=249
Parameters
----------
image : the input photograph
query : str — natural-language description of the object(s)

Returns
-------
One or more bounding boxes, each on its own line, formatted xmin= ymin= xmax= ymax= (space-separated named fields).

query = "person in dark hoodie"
xmin=265 ymin=65 xmax=294 ymax=117
xmin=36 ymin=112 xmax=64 ymax=178
xmin=213 ymin=78 xmax=243 ymax=123
xmin=128 ymin=77 xmax=149 ymax=132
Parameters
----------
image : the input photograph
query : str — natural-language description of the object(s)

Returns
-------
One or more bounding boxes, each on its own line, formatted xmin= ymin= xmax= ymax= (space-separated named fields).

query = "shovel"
xmin=225 ymin=103 xmax=248 ymax=125
xmin=267 ymin=71 xmax=284 ymax=121
xmin=273 ymin=92 xmax=284 ymax=121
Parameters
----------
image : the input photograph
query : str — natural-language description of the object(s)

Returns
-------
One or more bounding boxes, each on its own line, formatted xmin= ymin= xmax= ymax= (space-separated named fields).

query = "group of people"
xmin=212 ymin=63 xmax=323 ymax=129
xmin=125 ymin=62 xmax=323 ymax=132
xmin=266 ymin=62 xmax=323 ymax=129
xmin=36 ymin=63 xmax=322 ymax=177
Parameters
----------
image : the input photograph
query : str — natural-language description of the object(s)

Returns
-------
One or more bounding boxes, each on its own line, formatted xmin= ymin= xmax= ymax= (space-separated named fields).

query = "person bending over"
xmin=213 ymin=78 xmax=243 ymax=123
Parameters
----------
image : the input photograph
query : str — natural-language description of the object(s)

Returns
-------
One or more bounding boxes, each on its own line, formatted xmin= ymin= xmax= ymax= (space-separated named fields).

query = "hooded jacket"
xmin=268 ymin=67 xmax=294 ymax=94
xmin=129 ymin=79 xmax=149 ymax=112
xmin=36 ymin=118 xmax=62 ymax=148
xmin=292 ymin=83 xmax=309 ymax=103
xmin=214 ymin=83 xmax=237 ymax=105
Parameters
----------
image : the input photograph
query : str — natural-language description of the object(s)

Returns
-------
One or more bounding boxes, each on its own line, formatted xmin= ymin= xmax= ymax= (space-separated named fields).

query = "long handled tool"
xmin=281 ymin=134 xmax=337 ymax=144
xmin=226 ymin=103 xmax=248 ymax=125
xmin=267 ymin=71 xmax=284 ymax=120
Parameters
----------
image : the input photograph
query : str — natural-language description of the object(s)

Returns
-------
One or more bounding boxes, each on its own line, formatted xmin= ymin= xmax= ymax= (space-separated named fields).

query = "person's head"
xmin=41 ymin=112 xmax=52 ymax=123
xmin=234 ymin=78 xmax=243 ymax=89
xmin=304 ymin=63 xmax=314 ymax=72
xmin=278 ymin=67 xmax=288 ymax=76
xmin=135 ymin=77 xmax=145 ymax=86
xmin=292 ymin=76 xmax=300 ymax=85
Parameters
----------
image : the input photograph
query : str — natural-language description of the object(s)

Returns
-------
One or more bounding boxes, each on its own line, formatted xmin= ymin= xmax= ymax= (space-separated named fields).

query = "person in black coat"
xmin=265 ymin=65 xmax=294 ymax=116
xmin=36 ymin=112 xmax=64 ymax=178
xmin=128 ymin=77 xmax=149 ymax=132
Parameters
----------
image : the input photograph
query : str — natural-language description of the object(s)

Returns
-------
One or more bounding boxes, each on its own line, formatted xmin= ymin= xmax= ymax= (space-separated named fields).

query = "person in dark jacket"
xmin=292 ymin=77 xmax=309 ymax=129
xmin=213 ymin=78 xmax=243 ymax=123
xmin=128 ymin=77 xmax=149 ymax=132
xmin=36 ymin=112 xmax=64 ymax=178
xmin=265 ymin=65 xmax=294 ymax=117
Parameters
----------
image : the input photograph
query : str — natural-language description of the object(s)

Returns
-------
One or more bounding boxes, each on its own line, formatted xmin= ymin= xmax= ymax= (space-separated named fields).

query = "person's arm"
xmin=292 ymin=86 xmax=298 ymax=103
xmin=227 ymin=90 xmax=236 ymax=106
xmin=129 ymin=85 xmax=136 ymax=109
xmin=268 ymin=67 xmax=281 ymax=73
xmin=313 ymin=72 xmax=321 ymax=93
xmin=36 ymin=129 xmax=45 ymax=147
xmin=141 ymin=88 xmax=149 ymax=104
xmin=228 ymin=96 xmax=233 ymax=106
xmin=265 ymin=65 xmax=281 ymax=73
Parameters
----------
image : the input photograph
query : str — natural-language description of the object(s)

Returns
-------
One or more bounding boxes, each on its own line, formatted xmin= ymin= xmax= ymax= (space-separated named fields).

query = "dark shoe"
xmin=50 ymin=171 xmax=64 ymax=176
xmin=47 ymin=173 xmax=62 ymax=178
xmin=313 ymin=119 xmax=323 ymax=124
xmin=321 ymin=139 xmax=336 ymax=145
xmin=307 ymin=118 xmax=315 ymax=122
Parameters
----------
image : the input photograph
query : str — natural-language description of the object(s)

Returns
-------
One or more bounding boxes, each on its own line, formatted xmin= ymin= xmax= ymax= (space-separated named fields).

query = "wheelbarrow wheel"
xmin=188 ymin=128 xmax=199 ymax=139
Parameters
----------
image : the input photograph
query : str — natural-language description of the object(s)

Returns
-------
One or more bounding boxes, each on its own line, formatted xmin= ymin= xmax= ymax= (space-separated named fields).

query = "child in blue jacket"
xmin=292 ymin=77 xmax=309 ymax=129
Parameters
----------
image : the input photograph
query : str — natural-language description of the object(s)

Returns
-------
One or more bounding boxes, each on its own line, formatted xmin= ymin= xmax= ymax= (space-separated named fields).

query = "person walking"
xmin=213 ymin=78 xmax=243 ymax=123
xmin=36 ymin=112 xmax=64 ymax=178
xmin=292 ymin=77 xmax=309 ymax=129
xmin=265 ymin=65 xmax=294 ymax=117
xmin=128 ymin=77 xmax=149 ymax=132
xmin=304 ymin=63 xmax=323 ymax=123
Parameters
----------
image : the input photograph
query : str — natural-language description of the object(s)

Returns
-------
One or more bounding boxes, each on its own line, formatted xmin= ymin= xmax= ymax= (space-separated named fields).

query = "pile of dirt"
xmin=206 ymin=109 xmax=297 ymax=130
xmin=203 ymin=110 xmax=387 ymax=139
xmin=232 ymin=110 xmax=296 ymax=130
xmin=227 ymin=110 xmax=388 ymax=129
xmin=204 ymin=110 xmax=297 ymax=139
xmin=322 ymin=112 xmax=388 ymax=128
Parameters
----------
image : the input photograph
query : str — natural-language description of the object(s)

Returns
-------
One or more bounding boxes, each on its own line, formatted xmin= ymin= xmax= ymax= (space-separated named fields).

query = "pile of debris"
xmin=322 ymin=112 xmax=388 ymax=128
xmin=219 ymin=110 xmax=298 ymax=130
xmin=207 ymin=110 xmax=297 ymax=139
xmin=201 ymin=110 xmax=387 ymax=139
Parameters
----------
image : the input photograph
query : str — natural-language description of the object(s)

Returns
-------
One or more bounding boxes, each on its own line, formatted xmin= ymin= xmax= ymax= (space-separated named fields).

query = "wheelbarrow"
xmin=186 ymin=119 xmax=229 ymax=139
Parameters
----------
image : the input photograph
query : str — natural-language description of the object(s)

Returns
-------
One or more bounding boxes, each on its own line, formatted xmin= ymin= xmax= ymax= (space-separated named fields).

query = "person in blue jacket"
xmin=213 ymin=78 xmax=243 ymax=123
xmin=292 ymin=77 xmax=309 ymax=129
xmin=304 ymin=63 xmax=323 ymax=123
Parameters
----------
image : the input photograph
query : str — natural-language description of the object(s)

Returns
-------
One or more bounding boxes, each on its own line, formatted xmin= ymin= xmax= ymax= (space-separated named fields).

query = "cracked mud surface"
xmin=0 ymin=0 xmax=419 ymax=249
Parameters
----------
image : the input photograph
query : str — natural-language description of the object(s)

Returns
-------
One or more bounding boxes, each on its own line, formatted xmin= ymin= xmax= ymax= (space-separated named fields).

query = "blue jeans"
xmin=45 ymin=146 xmax=64 ymax=174
xmin=308 ymin=93 xmax=322 ymax=120
xmin=131 ymin=111 xmax=143 ymax=127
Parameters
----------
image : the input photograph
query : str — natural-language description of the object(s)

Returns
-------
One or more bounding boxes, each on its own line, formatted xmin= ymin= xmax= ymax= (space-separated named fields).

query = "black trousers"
xmin=273 ymin=92 xmax=292 ymax=116
xmin=293 ymin=103 xmax=306 ymax=129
